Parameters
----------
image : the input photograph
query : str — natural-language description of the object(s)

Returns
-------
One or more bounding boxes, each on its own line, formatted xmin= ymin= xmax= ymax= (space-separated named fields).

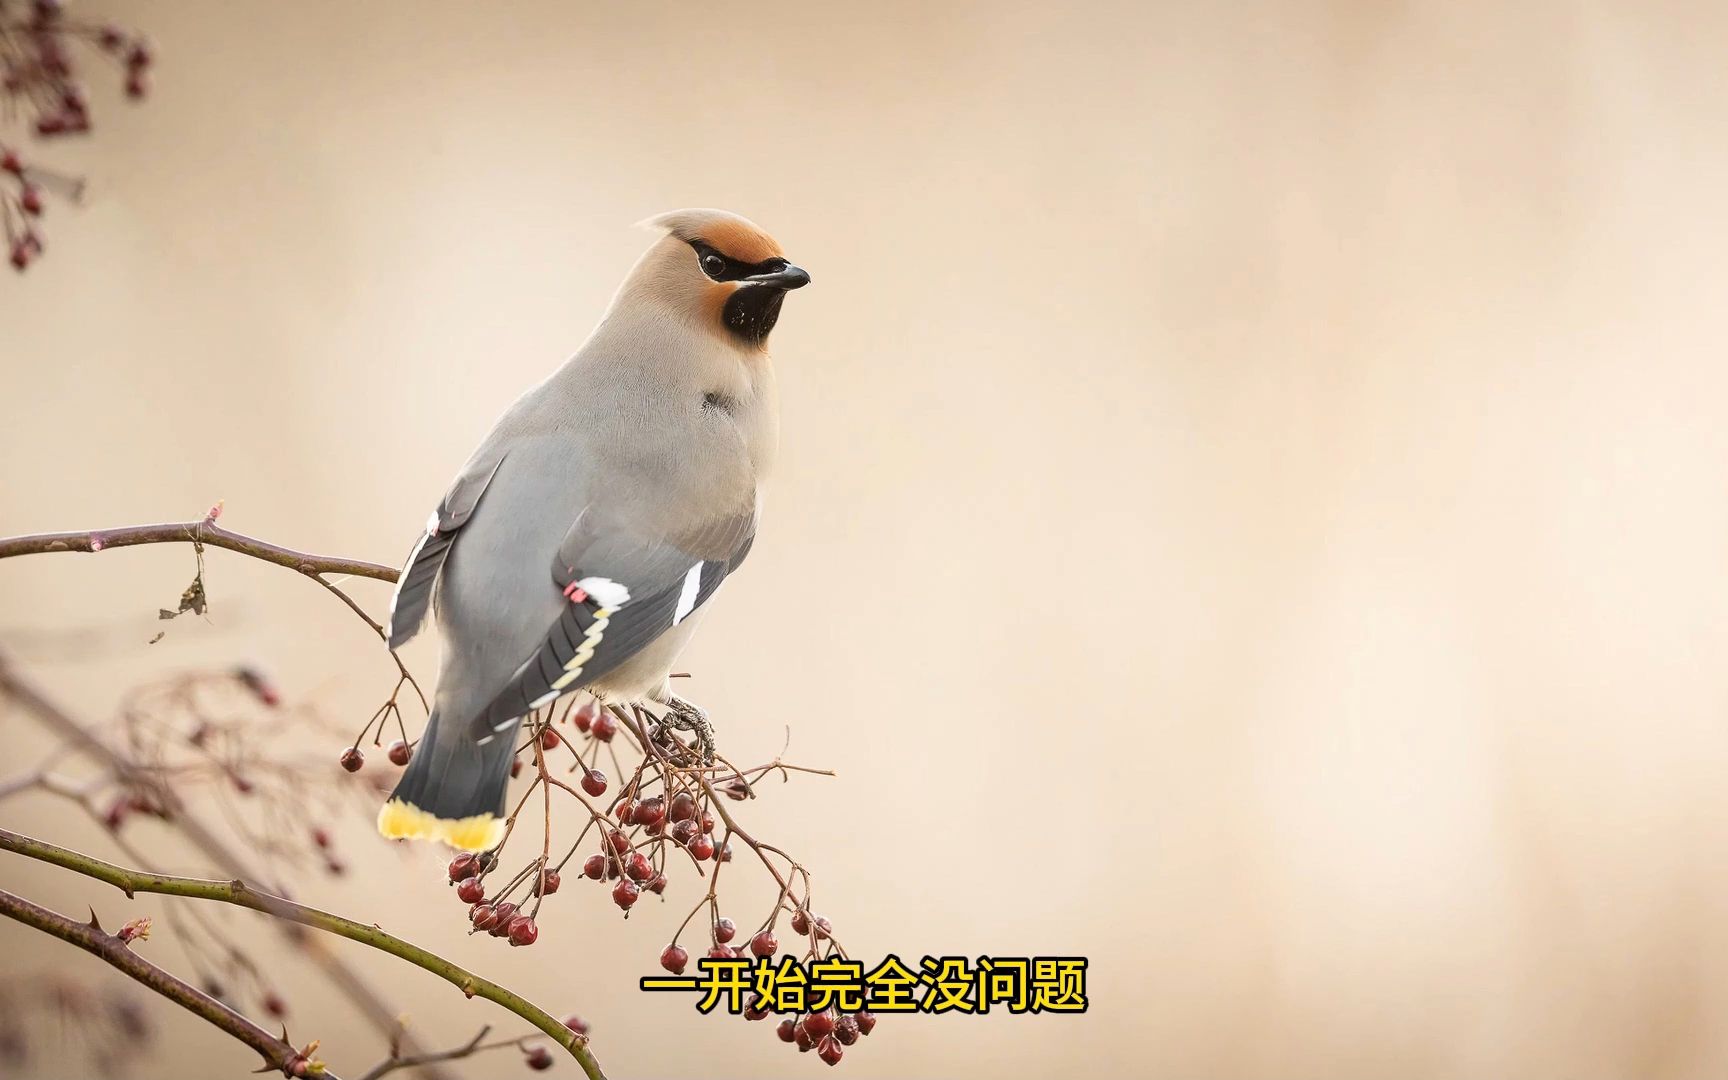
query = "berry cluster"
xmin=356 ymin=692 xmax=856 ymax=1067
xmin=1 ymin=0 xmax=154 ymax=270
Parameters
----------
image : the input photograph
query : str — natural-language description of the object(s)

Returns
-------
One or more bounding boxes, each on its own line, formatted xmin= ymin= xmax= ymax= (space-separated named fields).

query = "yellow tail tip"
xmin=376 ymin=799 xmax=506 ymax=852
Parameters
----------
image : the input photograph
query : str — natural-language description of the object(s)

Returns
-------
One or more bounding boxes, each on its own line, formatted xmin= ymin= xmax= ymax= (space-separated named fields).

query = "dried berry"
xmin=625 ymin=852 xmax=652 ymax=882
xmin=855 ymin=1010 xmax=877 ymax=1036
xmin=776 ymin=1018 xmax=797 ymax=1043
xmin=688 ymin=834 xmax=715 ymax=861
xmin=339 ymin=747 xmax=364 ymax=772
xmin=507 ymin=915 xmax=539 ymax=946
xmin=582 ymin=854 xmax=606 ymax=880
xmin=714 ymin=917 xmax=737 ymax=944
xmin=805 ymin=1010 xmax=836 ymax=1038
xmin=660 ymin=943 xmax=689 ymax=974
xmin=387 ymin=740 xmax=412 ymax=766
xmin=534 ymin=868 xmax=561 ymax=896
xmin=750 ymin=929 xmax=778 ymax=957
xmin=580 ymin=768 xmax=606 ymax=797
xmin=470 ymin=904 xmax=500 ymax=931
xmin=456 ymin=877 xmax=486 ymax=904
xmin=612 ymin=878 xmax=640 ymax=910
xmin=791 ymin=909 xmax=810 ymax=936
xmin=591 ymin=711 xmax=617 ymax=741
xmin=563 ymin=1013 xmax=590 ymax=1035
xmin=488 ymin=902 xmax=519 ymax=937
xmin=834 ymin=1014 xmax=860 ymax=1045
xmin=668 ymin=792 xmax=696 ymax=822
xmin=540 ymin=727 xmax=560 ymax=750
xmin=449 ymin=853 xmax=481 ymax=881
xmin=817 ymin=1035 xmax=843 ymax=1066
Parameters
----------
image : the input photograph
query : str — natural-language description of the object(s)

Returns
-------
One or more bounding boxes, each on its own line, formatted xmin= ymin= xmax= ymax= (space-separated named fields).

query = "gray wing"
xmin=385 ymin=447 xmax=508 ymax=649
xmin=466 ymin=497 xmax=757 ymax=737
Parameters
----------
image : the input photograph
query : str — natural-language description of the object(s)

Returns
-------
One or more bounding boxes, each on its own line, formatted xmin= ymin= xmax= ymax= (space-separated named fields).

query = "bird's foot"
xmin=659 ymin=695 xmax=716 ymax=765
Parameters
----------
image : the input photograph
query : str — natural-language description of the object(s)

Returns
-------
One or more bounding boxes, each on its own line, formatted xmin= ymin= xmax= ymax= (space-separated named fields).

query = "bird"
xmin=376 ymin=209 xmax=809 ymax=852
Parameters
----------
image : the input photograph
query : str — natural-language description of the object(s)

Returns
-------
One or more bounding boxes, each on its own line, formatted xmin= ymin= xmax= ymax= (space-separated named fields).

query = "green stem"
xmin=0 ymin=827 xmax=607 ymax=1080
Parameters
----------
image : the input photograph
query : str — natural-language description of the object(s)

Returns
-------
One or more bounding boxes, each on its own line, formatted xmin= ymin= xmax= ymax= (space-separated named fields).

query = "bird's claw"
xmin=661 ymin=696 xmax=716 ymax=765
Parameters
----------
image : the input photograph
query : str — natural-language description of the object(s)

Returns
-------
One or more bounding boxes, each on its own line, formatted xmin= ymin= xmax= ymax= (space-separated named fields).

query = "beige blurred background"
xmin=5 ymin=1 xmax=1728 ymax=1077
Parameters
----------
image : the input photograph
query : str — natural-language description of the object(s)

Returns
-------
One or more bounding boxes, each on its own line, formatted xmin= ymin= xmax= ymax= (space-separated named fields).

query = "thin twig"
xmin=0 ymin=520 xmax=398 ymax=581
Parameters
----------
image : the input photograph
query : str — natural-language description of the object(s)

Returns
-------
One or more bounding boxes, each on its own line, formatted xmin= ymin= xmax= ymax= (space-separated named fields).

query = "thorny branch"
xmin=0 ymin=886 xmax=335 ymax=1079
xmin=0 ymin=827 xmax=606 ymax=1080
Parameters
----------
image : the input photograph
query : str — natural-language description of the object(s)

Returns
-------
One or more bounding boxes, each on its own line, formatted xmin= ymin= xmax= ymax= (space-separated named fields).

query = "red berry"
xmin=817 ymin=1035 xmax=843 ymax=1066
xmin=633 ymin=796 xmax=665 ymax=826
xmin=102 ymin=799 xmax=127 ymax=829
xmin=750 ymin=929 xmax=778 ymax=957
xmin=470 ymin=903 xmax=499 ymax=931
xmin=646 ymin=873 xmax=668 ymax=895
xmin=507 ymin=914 xmax=539 ymax=946
xmin=660 ymin=943 xmax=689 ymax=974
xmin=386 ymin=740 xmax=412 ymax=766
xmin=563 ymin=1013 xmax=590 ymax=1035
xmin=699 ymin=810 xmax=716 ymax=834
xmin=449 ymin=853 xmax=481 ymax=881
xmin=688 ymin=834 xmax=715 ymax=861
xmin=722 ymin=777 xmax=751 ymax=800
xmin=812 ymin=916 xmax=833 ymax=940
xmin=580 ymin=768 xmax=606 ymax=797
xmin=510 ymin=758 xmax=524 ymax=778
xmin=591 ymin=711 xmax=617 ymax=741
xmin=457 ymin=877 xmax=486 ymax=903
xmin=312 ymin=827 xmax=331 ymax=849
xmin=35 ymin=115 xmax=67 ymax=137
xmin=625 ymin=852 xmax=652 ymax=882
xmin=776 ymin=1018 xmax=797 ymax=1043
xmin=805 ymin=1010 xmax=836 ymax=1038
xmin=127 ymin=42 xmax=152 ymax=69
xmin=713 ymin=917 xmax=737 ymax=944
xmin=232 ymin=775 xmax=254 ymax=794
xmin=795 ymin=1021 xmax=815 ymax=1052
xmin=834 ymin=1014 xmax=860 ymax=1045
xmin=2 ymin=150 xmax=21 ymax=174
xmin=339 ymin=747 xmax=364 ymax=772
xmin=526 ymin=1045 xmax=554 ymax=1070
xmin=263 ymin=992 xmax=287 ymax=1018
xmin=583 ymin=854 xmax=606 ymax=880
xmin=534 ymin=868 xmax=561 ymax=896
xmin=20 ymin=185 xmax=43 ymax=216
xmin=713 ymin=841 xmax=732 ymax=864
xmin=612 ymin=877 xmax=641 ymax=910
xmin=606 ymin=829 xmax=630 ymax=854
xmin=574 ymin=700 xmax=595 ymax=732
xmin=540 ymin=727 xmax=560 ymax=750
xmin=488 ymin=902 xmax=519 ymax=937
xmin=707 ymin=945 xmax=737 ymax=959
xmin=99 ymin=25 xmax=125 ymax=51
xmin=744 ymin=997 xmax=770 ymax=1021
xmin=668 ymin=792 xmax=696 ymax=822
xmin=125 ymin=72 xmax=148 ymax=101
xmin=855 ymin=1010 xmax=877 ymax=1036
xmin=791 ymin=910 xmax=810 ymax=935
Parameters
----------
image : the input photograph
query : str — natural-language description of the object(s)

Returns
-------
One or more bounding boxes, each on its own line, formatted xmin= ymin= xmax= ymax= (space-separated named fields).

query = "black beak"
xmin=747 ymin=263 xmax=811 ymax=290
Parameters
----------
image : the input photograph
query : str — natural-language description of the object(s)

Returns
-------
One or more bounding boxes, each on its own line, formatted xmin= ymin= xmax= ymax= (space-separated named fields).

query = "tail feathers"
xmin=377 ymin=708 xmax=516 ymax=852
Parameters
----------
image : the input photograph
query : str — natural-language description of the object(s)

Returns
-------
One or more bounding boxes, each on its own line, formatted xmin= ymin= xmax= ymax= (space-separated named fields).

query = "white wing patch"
xmin=577 ymin=576 xmax=632 ymax=609
xmin=672 ymin=563 xmax=703 ymax=626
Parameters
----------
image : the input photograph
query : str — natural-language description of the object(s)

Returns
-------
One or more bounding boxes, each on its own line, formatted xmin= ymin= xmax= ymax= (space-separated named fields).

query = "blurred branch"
xmin=0 ymin=826 xmax=607 ymax=1080
xmin=0 ymin=519 xmax=398 ymax=582
xmin=0 ymin=885 xmax=334 ymax=1079
xmin=0 ymin=653 xmax=454 ymax=1079
xmin=356 ymin=1026 xmax=540 ymax=1080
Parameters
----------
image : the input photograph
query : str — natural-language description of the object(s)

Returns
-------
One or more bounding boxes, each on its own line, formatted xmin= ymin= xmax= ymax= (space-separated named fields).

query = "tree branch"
xmin=0 ymin=885 xmax=336 ymax=1078
xmin=0 ymin=827 xmax=607 ymax=1080
xmin=0 ymin=520 xmax=399 ymax=582
xmin=0 ymin=654 xmax=455 ymax=1078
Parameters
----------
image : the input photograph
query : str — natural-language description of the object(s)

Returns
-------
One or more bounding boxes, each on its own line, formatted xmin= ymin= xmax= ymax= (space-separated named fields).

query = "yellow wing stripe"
xmin=549 ymin=606 xmax=612 ymax=690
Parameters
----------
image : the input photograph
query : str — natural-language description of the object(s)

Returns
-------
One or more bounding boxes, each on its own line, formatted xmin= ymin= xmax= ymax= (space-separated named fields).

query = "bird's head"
xmin=626 ymin=209 xmax=810 ymax=349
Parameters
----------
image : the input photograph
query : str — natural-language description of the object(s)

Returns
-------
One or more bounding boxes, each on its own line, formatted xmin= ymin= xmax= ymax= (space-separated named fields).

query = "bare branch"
xmin=0 ymin=520 xmax=399 ymax=582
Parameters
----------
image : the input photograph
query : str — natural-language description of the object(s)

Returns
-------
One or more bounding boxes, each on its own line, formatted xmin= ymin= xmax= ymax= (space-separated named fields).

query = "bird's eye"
xmin=701 ymin=253 xmax=726 ymax=279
